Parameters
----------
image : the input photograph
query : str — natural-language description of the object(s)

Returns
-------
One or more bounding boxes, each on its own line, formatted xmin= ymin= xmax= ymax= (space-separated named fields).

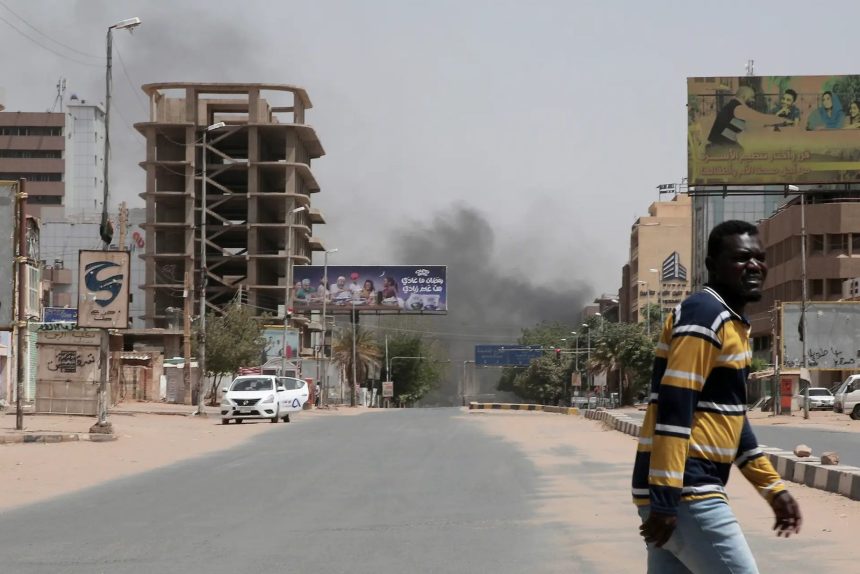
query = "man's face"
xmin=781 ymin=93 xmax=795 ymax=108
xmin=708 ymin=233 xmax=768 ymax=303
xmin=337 ymin=278 xmax=346 ymax=287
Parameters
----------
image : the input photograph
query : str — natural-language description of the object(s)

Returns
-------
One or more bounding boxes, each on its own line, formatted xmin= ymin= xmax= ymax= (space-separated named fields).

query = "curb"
xmin=468 ymin=403 xmax=579 ymax=416
xmin=0 ymin=432 xmax=118 ymax=445
xmin=583 ymin=409 xmax=860 ymax=502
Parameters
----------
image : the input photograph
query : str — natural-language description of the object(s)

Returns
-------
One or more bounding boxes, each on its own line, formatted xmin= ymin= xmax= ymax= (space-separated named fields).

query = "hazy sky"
xmin=2 ymin=0 xmax=859 ymax=301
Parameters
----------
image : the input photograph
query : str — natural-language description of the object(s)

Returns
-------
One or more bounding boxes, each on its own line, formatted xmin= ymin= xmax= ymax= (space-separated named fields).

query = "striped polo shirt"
xmin=632 ymin=287 xmax=785 ymax=514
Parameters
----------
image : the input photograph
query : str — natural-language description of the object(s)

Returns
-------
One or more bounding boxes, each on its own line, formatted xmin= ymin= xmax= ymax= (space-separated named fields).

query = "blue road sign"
xmin=475 ymin=344 xmax=543 ymax=366
xmin=43 ymin=307 xmax=78 ymax=323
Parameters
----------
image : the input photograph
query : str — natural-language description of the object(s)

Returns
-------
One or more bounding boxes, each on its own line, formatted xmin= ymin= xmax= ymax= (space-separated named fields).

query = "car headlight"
xmin=261 ymin=394 xmax=275 ymax=404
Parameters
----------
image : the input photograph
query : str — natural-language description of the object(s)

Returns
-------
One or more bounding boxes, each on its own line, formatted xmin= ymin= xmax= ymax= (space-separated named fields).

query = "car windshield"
xmin=808 ymin=389 xmax=831 ymax=396
xmin=230 ymin=378 xmax=274 ymax=392
xmin=279 ymin=377 xmax=304 ymax=390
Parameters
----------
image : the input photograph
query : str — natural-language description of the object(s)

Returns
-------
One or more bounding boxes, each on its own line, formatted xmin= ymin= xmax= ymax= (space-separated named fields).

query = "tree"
xmin=331 ymin=325 xmax=382 ymax=406
xmin=202 ymin=302 xmax=267 ymax=404
xmin=587 ymin=321 xmax=654 ymax=405
xmin=382 ymin=333 xmax=444 ymax=406
xmin=512 ymin=355 xmax=566 ymax=404
xmin=497 ymin=321 xmax=577 ymax=397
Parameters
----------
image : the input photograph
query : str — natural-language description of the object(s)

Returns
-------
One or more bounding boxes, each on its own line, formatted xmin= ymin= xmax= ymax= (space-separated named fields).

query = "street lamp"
xmin=582 ymin=323 xmax=591 ymax=395
xmin=320 ymin=247 xmax=338 ymax=406
xmin=636 ymin=279 xmax=651 ymax=336
xmin=196 ymin=121 xmax=227 ymax=417
xmin=281 ymin=206 xmax=307 ymax=379
xmin=649 ymin=268 xmax=662 ymax=326
xmin=101 ymin=16 xmax=141 ymax=246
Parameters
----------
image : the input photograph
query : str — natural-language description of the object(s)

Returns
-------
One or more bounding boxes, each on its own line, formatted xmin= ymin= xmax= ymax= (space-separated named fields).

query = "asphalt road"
xmin=623 ymin=410 xmax=860 ymax=467
xmin=0 ymin=409 xmax=570 ymax=574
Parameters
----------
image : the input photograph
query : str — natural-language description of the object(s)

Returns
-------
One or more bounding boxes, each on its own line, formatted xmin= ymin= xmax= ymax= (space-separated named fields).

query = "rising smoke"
xmin=391 ymin=205 xmax=592 ymax=403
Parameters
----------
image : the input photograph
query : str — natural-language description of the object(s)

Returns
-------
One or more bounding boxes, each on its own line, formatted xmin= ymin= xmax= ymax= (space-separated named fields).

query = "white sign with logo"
xmin=77 ymin=250 xmax=130 ymax=329
xmin=382 ymin=381 xmax=394 ymax=398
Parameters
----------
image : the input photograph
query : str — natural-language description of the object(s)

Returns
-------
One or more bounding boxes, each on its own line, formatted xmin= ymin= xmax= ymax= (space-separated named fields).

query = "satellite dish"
xmin=70 ymin=94 xmax=79 ymax=101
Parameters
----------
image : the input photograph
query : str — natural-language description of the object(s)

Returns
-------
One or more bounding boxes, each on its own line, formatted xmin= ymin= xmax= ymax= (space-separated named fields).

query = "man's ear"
xmin=705 ymin=255 xmax=715 ymax=274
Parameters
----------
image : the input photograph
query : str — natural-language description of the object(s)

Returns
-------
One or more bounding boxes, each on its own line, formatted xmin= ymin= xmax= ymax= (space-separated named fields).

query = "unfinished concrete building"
xmin=135 ymin=83 xmax=326 ymax=328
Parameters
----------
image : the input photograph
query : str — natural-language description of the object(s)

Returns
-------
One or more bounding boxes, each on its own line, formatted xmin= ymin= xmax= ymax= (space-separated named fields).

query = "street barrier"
xmin=468 ymin=403 xmax=579 ymax=416
xmin=583 ymin=409 xmax=860 ymax=502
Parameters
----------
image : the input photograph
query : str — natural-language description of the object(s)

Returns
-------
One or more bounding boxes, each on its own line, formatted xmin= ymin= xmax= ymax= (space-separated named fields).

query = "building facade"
xmin=747 ymin=192 xmax=860 ymax=388
xmin=135 ymin=83 xmax=327 ymax=329
xmin=622 ymin=193 xmax=692 ymax=325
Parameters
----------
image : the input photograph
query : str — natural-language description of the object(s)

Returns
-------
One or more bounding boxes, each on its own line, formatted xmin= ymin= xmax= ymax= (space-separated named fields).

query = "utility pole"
xmin=183 ymin=269 xmax=192 ymax=403
xmin=14 ymin=179 xmax=27 ymax=431
xmin=118 ymin=202 xmax=128 ymax=251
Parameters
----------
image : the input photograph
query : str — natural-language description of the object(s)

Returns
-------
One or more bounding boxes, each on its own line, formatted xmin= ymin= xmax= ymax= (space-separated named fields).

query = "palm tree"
xmin=331 ymin=325 xmax=382 ymax=406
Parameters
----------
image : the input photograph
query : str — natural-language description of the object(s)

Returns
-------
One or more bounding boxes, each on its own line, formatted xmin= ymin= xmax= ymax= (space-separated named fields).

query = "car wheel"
xmin=235 ymin=418 xmax=243 ymax=424
xmin=221 ymin=418 xmax=229 ymax=425
xmin=851 ymin=405 xmax=860 ymax=421
xmin=271 ymin=414 xmax=279 ymax=423
xmin=282 ymin=414 xmax=291 ymax=423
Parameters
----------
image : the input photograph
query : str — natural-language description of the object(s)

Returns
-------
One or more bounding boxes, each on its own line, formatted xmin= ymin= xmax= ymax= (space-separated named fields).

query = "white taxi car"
xmin=221 ymin=375 xmax=309 ymax=424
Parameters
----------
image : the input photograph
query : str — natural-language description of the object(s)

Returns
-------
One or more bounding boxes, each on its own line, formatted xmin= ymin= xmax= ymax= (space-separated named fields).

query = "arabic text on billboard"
xmin=77 ymin=250 xmax=131 ymax=329
xmin=688 ymin=75 xmax=860 ymax=185
xmin=474 ymin=345 xmax=542 ymax=366
xmin=781 ymin=302 xmax=860 ymax=371
xmin=291 ymin=266 xmax=447 ymax=314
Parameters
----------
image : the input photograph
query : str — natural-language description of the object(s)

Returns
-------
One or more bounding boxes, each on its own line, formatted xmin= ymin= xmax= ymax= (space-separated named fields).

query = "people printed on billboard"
xmin=689 ymin=75 xmax=860 ymax=185
xmin=291 ymin=266 xmax=447 ymax=314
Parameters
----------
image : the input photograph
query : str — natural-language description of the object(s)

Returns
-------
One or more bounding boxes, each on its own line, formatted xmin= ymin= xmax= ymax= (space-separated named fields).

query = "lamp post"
xmin=101 ymin=17 xmax=141 ymax=247
xmin=282 ymin=206 xmax=306 ymax=379
xmin=196 ymin=121 xmax=227 ymax=417
xmin=320 ymin=248 xmax=338 ymax=406
xmin=636 ymin=280 xmax=651 ymax=336
xmin=649 ymin=268 xmax=662 ymax=326
xmin=582 ymin=323 xmax=591 ymax=395
xmin=788 ymin=184 xmax=810 ymax=419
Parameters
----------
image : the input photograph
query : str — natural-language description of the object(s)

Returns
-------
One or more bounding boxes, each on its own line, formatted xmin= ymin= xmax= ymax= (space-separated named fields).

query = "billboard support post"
xmin=15 ymin=179 xmax=26 ymax=431
xmin=797 ymin=188 xmax=810 ymax=419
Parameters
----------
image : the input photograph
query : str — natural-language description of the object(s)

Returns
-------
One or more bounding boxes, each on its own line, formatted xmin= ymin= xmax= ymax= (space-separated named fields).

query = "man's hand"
xmin=771 ymin=491 xmax=802 ymax=537
xmin=639 ymin=511 xmax=677 ymax=547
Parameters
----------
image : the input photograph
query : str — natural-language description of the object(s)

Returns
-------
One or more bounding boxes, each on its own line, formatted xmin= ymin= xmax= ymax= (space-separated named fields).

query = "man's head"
xmin=782 ymin=89 xmax=797 ymax=107
xmin=705 ymin=220 xmax=767 ymax=306
xmin=736 ymin=86 xmax=756 ymax=106
xmin=350 ymin=272 xmax=359 ymax=282
xmin=301 ymin=279 xmax=311 ymax=289
xmin=336 ymin=276 xmax=346 ymax=287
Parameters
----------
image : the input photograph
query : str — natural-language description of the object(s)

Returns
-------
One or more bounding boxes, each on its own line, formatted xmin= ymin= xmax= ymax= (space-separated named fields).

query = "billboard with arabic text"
xmin=688 ymin=75 xmax=860 ymax=185
xmin=291 ymin=266 xmax=447 ymax=314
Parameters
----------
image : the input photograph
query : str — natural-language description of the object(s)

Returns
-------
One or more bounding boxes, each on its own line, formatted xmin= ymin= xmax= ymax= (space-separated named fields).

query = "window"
xmin=28 ymin=195 xmax=61 ymax=205
xmin=0 ymin=126 xmax=61 ymax=136
xmin=0 ymin=172 xmax=62 ymax=182
xmin=0 ymin=149 xmax=61 ymax=159
xmin=828 ymin=234 xmax=848 ymax=255
xmin=810 ymin=234 xmax=824 ymax=255
xmin=827 ymin=279 xmax=843 ymax=297
xmin=852 ymin=234 xmax=860 ymax=255
xmin=811 ymin=279 xmax=824 ymax=297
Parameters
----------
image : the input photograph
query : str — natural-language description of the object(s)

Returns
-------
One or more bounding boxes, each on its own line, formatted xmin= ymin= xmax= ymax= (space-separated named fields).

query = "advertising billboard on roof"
xmin=688 ymin=75 xmax=860 ymax=185
xmin=291 ymin=265 xmax=447 ymax=314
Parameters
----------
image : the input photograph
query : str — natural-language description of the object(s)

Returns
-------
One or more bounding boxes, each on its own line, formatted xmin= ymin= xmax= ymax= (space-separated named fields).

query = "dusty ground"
xmin=0 ymin=401 xmax=360 ymax=512
xmin=465 ymin=409 xmax=860 ymax=572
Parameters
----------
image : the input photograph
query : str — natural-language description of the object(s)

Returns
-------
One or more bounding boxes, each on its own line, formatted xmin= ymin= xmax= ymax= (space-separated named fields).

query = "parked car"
xmin=221 ymin=375 xmax=309 ymax=424
xmin=833 ymin=374 xmax=860 ymax=419
xmin=794 ymin=387 xmax=834 ymax=411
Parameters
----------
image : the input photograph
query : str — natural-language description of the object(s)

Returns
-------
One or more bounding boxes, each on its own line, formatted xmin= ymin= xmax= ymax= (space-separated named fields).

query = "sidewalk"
xmin=466 ymin=408 xmax=860 ymax=572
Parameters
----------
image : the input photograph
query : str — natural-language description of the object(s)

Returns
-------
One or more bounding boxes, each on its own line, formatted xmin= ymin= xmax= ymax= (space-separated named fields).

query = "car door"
xmin=278 ymin=377 xmax=309 ymax=412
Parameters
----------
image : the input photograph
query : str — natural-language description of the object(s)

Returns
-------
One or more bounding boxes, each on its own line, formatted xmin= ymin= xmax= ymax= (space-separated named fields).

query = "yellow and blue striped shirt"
xmin=632 ymin=287 xmax=785 ymax=514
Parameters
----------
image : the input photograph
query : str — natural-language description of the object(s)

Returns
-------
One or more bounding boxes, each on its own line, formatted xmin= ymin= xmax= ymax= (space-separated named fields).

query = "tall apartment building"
xmin=621 ymin=193 xmax=692 ymax=324
xmin=135 ymin=83 xmax=326 ymax=328
xmin=0 ymin=100 xmax=106 ymax=222
xmin=747 ymin=192 xmax=860 ymax=387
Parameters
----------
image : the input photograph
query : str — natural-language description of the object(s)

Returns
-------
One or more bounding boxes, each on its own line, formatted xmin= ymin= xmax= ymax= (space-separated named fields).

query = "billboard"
xmin=261 ymin=327 xmax=301 ymax=363
xmin=77 ymin=250 xmax=131 ymax=329
xmin=475 ymin=345 xmax=543 ymax=366
xmin=781 ymin=302 xmax=860 ymax=370
xmin=688 ymin=75 xmax=860 ymax=185
xmin=0 ymin=181 xmax=15 ymax=328
xmin=291 ymin=265 xmax=447 ymax=314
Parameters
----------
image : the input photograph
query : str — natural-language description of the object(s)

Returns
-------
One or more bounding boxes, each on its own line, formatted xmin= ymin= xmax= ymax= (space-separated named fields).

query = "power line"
xmin=0 ymin=0 xmax=103 ymax=60
xmin=114 ymin=43 xmax=148 ymax=114
xmin=0 ymin=13 xmax=102 ymax=68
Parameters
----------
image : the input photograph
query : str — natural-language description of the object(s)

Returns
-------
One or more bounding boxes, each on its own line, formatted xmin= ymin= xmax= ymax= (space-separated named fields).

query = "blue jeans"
xmin=637 ymin=498 xmax=759 ymax=574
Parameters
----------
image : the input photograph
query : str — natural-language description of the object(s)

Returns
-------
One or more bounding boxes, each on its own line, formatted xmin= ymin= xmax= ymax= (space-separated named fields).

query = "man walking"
xmin=633 ymin=220 xmax=801 ymax=573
